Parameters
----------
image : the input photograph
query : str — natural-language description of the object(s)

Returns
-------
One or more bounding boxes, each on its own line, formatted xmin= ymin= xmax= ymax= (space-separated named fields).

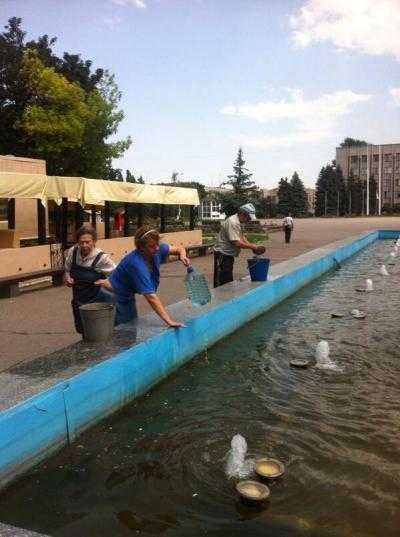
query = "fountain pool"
xmin=0 ymin=240 xmax=400 ymax=537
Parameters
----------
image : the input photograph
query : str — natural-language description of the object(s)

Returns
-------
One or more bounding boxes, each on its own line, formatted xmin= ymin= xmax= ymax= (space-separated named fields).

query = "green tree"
xmin=290 ymin=171 xmax=308 ymax=216
xmin=324 ymin=164 xmax=340 ymax=215
xmin=0 ymin=17 xmax=130 ymax=177
xmin=315 ymin=163 xmax=345 ymax=216
xmin=0 ymin=17 xmax=31 ymax=155
xmin=222 ymin=147 xmax=258 ymax=195
xmin=334 ymin=165 xmax=346 ymax=216
xmin=18 ymin=49 xmax=89 ymax=157
xmin=346 ymin=170 xmax=363 ymax=215
xmin=254 ymin=196 xmax=278 ymax=218
xmin=218 ymin=147 xmax=259 ymax=215
xmin=340 ymin=137 xmax=367 ymax=147
xmin=68 ymin=71 xmax=131 ymax=178
xmin=106 ymin=167 xmax=123 ymax=181
xmin=315 ymin=167 xmax=326 ymax=216
xmin=277 ymin=177 xmax=292 ymax=216
xmin=315 ymin=165 xmax=337 ymax=216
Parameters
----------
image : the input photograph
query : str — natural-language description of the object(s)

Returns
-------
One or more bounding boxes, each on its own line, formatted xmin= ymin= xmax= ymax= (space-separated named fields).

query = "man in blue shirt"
xmin=96 ymin=227 xmax=189 ymax=328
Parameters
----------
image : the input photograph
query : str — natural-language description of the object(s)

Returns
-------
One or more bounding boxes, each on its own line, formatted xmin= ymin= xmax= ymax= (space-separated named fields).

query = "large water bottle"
xmin=185 ymin=266 xmax=212 ymax=306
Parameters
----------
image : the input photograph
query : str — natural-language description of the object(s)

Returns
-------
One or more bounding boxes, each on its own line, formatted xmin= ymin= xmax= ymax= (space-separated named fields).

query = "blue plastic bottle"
xmin=185 ymin=266 xmax=212 ymax=306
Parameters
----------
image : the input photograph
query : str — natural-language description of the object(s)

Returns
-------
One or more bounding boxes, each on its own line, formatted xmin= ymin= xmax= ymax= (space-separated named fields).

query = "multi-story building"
xmin=262 ymin=188 xmax=279 ymax=205
xmin=336 ymin=143 xmax=400 ymax=214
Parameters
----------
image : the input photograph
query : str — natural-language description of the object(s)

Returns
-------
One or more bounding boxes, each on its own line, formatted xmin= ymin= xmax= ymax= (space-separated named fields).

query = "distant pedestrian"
xmin=213 ymin=203 xmax=265 ymax=287
xmin=282 ymin=213 xmax=294 ymax=244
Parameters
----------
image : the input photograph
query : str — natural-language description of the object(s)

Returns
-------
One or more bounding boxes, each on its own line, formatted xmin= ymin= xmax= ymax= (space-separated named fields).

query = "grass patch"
xmin=202 ymin=232 xmax=268 ymax=245
xmin=246 ymin=233 xmax=269 ymax=243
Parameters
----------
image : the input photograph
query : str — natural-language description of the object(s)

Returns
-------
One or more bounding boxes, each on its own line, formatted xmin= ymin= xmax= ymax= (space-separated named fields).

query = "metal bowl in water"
xmin=255 ymin=458 xmax=285 ymax=479
xmin=236 ymin=480 xmax=270 ymax=502
xmin=290 ymin=359 xmax=309 ymax=368
xmin=350 ymin=310 xmax=366 ymax=319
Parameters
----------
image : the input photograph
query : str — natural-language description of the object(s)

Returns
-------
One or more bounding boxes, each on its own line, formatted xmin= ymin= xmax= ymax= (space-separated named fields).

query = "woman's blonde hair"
xmin=134 ymin=226 xmax=160 ymax=251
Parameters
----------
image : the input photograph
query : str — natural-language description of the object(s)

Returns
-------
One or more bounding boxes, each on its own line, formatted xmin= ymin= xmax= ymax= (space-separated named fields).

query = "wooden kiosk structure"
xmin=0 ymin=172 xmax=200 ymax=297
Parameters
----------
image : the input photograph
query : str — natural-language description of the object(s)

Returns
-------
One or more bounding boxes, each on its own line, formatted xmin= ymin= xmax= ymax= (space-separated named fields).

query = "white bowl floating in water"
xmin=350 ymin=309 xmax=366 ymax=319
xmin=255 ymin=458 xmax=285 ymax=479
xmin=236 ymin=480 xmax=270 ymax=502
xmin=290 ymin=359 xmax=310 ymax=368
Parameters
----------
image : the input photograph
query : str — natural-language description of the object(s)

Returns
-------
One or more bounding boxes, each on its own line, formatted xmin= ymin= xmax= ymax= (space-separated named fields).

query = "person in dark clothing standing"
xmin=282 ymin=213 xmax=294 ymax=244
xmin=64 ymin=225 xmax=116 ymax=334
xmin=213 ymin=203 xmax=265 ymax=287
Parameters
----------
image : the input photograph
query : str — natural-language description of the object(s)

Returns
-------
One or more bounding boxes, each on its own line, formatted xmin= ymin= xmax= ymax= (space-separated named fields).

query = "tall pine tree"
xmin=290 ymin=171 xmax=308 ymax=216
xmin=219 ymin=147 xmax=259 ymax=216
xmin=277 ymin=177 xmax=292 ymax=216
xmin=315 ymin=163 xmax=344 ymax=216
xmin=222 ymin=147 xmax=258 ymax=196
xmin=335 ymin=165 xmax=346 ymax=216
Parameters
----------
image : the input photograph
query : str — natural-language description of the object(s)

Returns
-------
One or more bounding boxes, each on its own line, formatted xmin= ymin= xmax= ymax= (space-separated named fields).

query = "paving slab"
xmin=1 ymin=217 xmax=400 ymax=370
xmin=0 ymin=231 xmax=366 ymax=415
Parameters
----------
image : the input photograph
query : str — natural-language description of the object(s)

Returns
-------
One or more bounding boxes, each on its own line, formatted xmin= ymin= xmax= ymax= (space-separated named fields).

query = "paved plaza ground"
xmin=1 ymin=216 xmax=399 ymax=371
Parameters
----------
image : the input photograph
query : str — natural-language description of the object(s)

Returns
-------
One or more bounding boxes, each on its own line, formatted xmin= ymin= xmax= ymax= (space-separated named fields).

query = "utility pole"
xmin=378 ymin=144 xmax=382 ymax=215
xmin=366 ymin=144 xmax=370 ymax=216
xmin=324 ymin=191 xmax=328 ymax=217
xmin=361 ymin=188 xmax=365 ymax=215
xmin=337 ymin=191 xmax=340 ymax=217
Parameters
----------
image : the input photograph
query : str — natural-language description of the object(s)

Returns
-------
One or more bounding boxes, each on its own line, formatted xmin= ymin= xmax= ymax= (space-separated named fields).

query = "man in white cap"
xmin=213 ymin=203 xmax=266 ymax=287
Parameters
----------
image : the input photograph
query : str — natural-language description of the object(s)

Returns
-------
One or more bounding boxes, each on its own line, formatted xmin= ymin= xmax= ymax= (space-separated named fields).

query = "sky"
xmin=1 ymin=0 xmax=400 ymax=188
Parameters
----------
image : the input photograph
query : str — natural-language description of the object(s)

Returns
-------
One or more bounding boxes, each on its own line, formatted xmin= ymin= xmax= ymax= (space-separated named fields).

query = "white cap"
xmin=239 ymin=203 xmax=257 ymax=221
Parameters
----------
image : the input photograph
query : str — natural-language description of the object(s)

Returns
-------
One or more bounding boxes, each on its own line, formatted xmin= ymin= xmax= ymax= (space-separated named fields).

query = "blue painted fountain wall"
xmin=0 ymin=230 xmax=396 ymax=489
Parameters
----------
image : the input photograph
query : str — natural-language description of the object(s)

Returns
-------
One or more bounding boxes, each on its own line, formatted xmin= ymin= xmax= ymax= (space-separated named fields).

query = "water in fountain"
xmin=315 ymin=340 xmax=340 ymax=371
xmin=225 ymin=434 xmax=255 ymax=478
xmin=366 ymin=278 xmax=374 ymax=291
xmin=380 ymin=265 xmax=389 ymax=276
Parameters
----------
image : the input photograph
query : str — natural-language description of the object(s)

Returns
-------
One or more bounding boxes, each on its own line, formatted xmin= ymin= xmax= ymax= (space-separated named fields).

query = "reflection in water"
xmin=1 ymin=241 xmax=400 ymax=536
xmin=117 ymin=510 xmax=178 ymax=534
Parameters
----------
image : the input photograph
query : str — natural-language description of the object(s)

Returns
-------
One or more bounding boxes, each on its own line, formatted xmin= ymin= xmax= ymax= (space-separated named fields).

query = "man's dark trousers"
xmin=213 ymin=252 xmax=235 ymax=287
xmin=284 ymin=226 xmax=292 ymax=244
